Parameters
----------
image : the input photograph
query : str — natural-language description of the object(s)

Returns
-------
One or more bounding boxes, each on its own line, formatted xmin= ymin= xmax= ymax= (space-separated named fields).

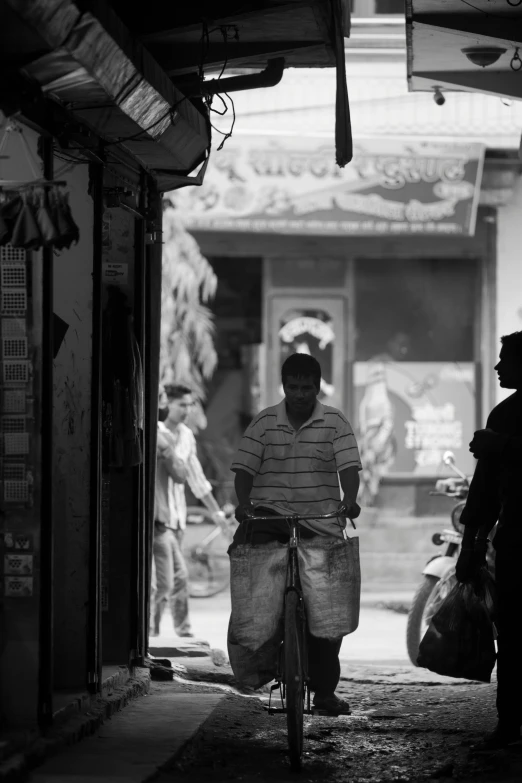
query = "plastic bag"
xmin=227 ymin=616 xmax=283 ymax=690
xmin=418 ymin=569 xmax=496 ymax=682
xmin=298 ymin=536 xmax=361 ymax=639
xmin=433 ymin=566 xmax=496 ymax=633
xmin=228 ymin=541 xmax=288 ymax=652
xmin=227 ymin=541 xmax=288 ymax=688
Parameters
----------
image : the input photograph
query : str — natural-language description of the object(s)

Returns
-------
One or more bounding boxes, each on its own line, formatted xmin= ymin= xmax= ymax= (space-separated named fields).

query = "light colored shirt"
xmin=231 ymin=400 xmax=362 ymax=537
xmin=154 ymin=422 xmax=185 ymax=525
xmin=167 ymin=422 xmax=212 ymax=530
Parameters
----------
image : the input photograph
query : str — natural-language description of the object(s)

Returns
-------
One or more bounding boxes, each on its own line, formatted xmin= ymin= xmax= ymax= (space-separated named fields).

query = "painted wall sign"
xmin=353 ymin=361 xmax=475 ymax=480
xmin=172 ymin=137 xmax=485 ymax=236
xmin=102 ymin=262 xmax=128 ymax=285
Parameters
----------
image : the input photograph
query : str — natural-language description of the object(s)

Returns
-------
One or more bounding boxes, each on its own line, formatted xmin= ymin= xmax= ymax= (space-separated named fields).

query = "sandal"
xmin=313 ymin=693 xmax=351 ymax=716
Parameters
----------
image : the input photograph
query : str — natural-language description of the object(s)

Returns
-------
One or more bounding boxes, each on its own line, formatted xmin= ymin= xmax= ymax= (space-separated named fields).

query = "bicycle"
xmin=184 ymin=503 xmax=237 ymax=598
xmin=250 ymin=508 xmax=355 ymax=772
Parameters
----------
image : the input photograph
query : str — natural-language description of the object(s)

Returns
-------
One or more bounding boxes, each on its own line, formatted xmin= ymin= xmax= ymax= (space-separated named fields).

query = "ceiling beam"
xmin=412 ymin=69 xmax=522 ymax=100
xmin=140 ymin=2 xmax=315 ymax=42
xmin=414 ymin=14 xmax=522 ymax=47
xmin=154 ymin=40 xmax=319 ymax=74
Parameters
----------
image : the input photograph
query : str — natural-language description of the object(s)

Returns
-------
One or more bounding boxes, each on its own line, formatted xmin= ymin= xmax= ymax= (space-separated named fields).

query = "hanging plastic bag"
xmin=11 ymin=191 xmax=42 ymax=249
xmin=35 ymin=188 xmax=58 ymax=246
xmin=0 ymin=195 xmax=22 ymax=245
xmin=417 ymin=572 xmax=496 ymax=683
xmin=52 ymin=189 xmax=79 ymax=250
xmin=228 ymin=541 xmax=288 ymax=652
xmin=433 ymin=566 xmax=496 ymax=633
xmin=298 ymin=536 xmax=361 ymax=639
xmin=227 ymin=541 xmax=288 ymax=688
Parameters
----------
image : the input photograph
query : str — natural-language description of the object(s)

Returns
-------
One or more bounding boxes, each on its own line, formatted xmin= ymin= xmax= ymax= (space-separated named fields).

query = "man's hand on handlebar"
xmin=235 ymin=501 xmax=256 ymax=523
xmin=337 ymin=498 xmax=361 ymax=520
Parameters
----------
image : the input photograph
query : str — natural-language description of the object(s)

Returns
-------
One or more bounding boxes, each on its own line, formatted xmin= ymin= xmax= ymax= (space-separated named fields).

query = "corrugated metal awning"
xmin=4 ymin=0 xmax=210 ymax=190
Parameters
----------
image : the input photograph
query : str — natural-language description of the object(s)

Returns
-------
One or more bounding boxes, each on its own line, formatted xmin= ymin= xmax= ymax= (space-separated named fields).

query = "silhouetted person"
xmin=456 ymin=331 xmax=522 ymax=749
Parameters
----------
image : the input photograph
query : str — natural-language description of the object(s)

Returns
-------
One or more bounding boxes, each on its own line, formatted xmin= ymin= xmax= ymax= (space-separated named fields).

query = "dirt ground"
xmin=154 ymin=669 xmax=522 ymax=783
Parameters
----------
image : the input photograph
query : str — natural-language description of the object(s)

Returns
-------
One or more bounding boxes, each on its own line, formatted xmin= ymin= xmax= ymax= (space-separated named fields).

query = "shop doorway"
xmin=194 ymin=256 xmax=263 ymax=505
xmin=266 ymin=296 xmax=347 ymax=411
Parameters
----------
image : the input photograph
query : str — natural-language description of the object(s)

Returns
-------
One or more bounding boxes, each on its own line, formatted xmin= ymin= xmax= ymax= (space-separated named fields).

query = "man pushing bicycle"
xmin=231 ymin=353 xmax=361 ymax=715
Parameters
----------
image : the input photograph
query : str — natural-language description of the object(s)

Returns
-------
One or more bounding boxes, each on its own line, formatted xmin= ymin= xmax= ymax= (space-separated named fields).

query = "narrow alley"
xmin=16 ymin=596 xmax=522 ymax=783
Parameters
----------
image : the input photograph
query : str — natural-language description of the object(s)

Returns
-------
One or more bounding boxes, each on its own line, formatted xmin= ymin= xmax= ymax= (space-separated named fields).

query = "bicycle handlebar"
xmin=249 ymin=510 xmax=343 ymax=521
xmin=244 ymin=509 xmax=356 ymax=529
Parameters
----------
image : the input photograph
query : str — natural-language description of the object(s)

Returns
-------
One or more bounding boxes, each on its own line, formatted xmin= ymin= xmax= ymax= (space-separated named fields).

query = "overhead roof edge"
xmin=6 ymin=0 xmax=210 ymax=179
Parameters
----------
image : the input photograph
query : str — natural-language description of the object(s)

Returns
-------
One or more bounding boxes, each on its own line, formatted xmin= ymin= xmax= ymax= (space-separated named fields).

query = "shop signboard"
xmin=172 ymin=136 xmax=485 ymax=236
xmin=353 ymin=361 xmax=476 ymax=479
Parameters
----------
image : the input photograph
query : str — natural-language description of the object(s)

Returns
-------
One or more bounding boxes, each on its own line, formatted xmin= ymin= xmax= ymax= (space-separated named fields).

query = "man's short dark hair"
xmin=501 ymin=332 xmax=522 ymax=361
xmin=164 ymin=383 xmax=192 ymax=401
xmin=281 ymin=354 xmax=321 ymax=389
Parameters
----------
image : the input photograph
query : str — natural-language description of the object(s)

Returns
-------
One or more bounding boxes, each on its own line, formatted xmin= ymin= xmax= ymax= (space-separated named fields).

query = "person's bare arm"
xmin=338 ymin=466 xmax=361 ymax=518
xmin=469 ymin=428 xmax=522 ymax=461
xmin=234 ymin=469 xmax=254 ymax=506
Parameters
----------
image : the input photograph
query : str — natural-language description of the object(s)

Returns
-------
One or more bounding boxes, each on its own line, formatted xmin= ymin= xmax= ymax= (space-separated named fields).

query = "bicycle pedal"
xmin=312 ymin=708 xmax=347 ymax=717
xmin=264 ymin=706 xmax=286 ymax=715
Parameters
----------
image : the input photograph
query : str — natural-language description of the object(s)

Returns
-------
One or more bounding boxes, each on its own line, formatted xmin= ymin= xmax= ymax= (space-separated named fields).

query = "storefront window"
xmin=355 ymin=258 xmax=477 ymax=363
xmin=353 ymin=258 xmax=478 ymax=486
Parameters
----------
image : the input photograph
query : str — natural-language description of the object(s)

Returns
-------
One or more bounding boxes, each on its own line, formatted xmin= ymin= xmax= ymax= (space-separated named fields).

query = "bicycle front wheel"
xmin=284 ymin=589 xmax=305 ymax=772
xmin=184 ymin=509 xmax=233 ymax=598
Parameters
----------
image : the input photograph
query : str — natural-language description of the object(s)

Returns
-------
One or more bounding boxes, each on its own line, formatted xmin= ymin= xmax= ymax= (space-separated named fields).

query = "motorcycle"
xmin=406 ymin=450 xmax=495 ymax=666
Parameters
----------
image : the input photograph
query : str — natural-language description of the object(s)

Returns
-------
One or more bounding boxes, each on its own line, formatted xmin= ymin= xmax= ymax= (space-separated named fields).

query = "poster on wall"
xmin=278 ymin=309 xmax=336 ymax=402
xmin=172 ymin=136 xmax=485 ymax=236
xmin=353 ymin=362 xmax=475 ymax=499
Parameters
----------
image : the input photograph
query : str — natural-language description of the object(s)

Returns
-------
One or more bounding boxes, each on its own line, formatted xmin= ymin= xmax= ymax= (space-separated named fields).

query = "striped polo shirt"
xmin=231 ymin=399 xmax=362 ymax=538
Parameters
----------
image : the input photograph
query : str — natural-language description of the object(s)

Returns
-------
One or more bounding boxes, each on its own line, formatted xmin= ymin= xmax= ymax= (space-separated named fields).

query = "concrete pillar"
xmin=52 ymin=161 xmax=94 ymax=690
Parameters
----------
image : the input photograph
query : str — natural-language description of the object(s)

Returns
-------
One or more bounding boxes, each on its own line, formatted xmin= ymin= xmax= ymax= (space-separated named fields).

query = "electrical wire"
xmin=213 ymin=92 xmax=236 ymax=151
xmin=205 ymin=25 xmax=237 ymax=150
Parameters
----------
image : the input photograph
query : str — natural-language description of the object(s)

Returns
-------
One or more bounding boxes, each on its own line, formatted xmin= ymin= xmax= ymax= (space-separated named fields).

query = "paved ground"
xmin=154 ymin=683 xmax=522 ymax=783
xmin=150 ymin=591 xmax=416 ymax=665
xmin=25 ymin=596 xmax=522 ymax=783
xmin=26 ymin=683 xmax=226 ymax=783
xmin=24 ymin=656 xmax=522 ymax=783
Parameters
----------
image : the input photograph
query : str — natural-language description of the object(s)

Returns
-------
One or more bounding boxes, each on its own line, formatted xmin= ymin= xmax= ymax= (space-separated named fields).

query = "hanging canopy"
xmin=0 ymin=0 xmax=353 ymax=189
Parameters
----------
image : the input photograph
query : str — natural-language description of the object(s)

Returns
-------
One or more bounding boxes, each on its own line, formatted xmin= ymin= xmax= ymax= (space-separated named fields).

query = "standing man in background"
xmin=151 ymin=384 xmax=225 ymax=637
xmin=456 ymin=332 xmax=522 ymax=749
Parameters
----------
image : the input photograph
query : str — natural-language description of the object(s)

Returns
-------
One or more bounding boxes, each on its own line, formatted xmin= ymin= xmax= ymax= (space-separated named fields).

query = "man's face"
xmin=167 ymin=393 xmax=192 ymax=426
xmin=283 ymin=375 xmax=319 ymax=415
xmin=494 ymin=348 xmax=522 ymax=390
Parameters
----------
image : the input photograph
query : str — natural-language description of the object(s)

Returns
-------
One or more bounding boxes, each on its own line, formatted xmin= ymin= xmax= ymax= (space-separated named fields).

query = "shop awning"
xmin=1 ymin=0 xmax=210 ymax=190
xmin=0 ymin=1 xmax=352 ymax=189
xmin=407 ymin=1 xmax=522 ymax=101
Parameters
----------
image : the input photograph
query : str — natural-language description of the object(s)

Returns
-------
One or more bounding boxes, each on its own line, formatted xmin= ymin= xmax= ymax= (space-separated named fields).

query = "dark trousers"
xmin=231 ymin=509 xmax=343 ymax=696
xmin=495 ymin=544 xmax=522 ymax=728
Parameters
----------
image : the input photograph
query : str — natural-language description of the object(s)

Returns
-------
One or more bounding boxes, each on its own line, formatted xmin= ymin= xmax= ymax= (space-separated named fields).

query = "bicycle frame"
xmin=251 ymin=506 xmax=355 ymax=716
xmin=256 ymin=507 xmax=354 ymax=769
xmin=267 ymin=519 xmax=312 ymax=717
